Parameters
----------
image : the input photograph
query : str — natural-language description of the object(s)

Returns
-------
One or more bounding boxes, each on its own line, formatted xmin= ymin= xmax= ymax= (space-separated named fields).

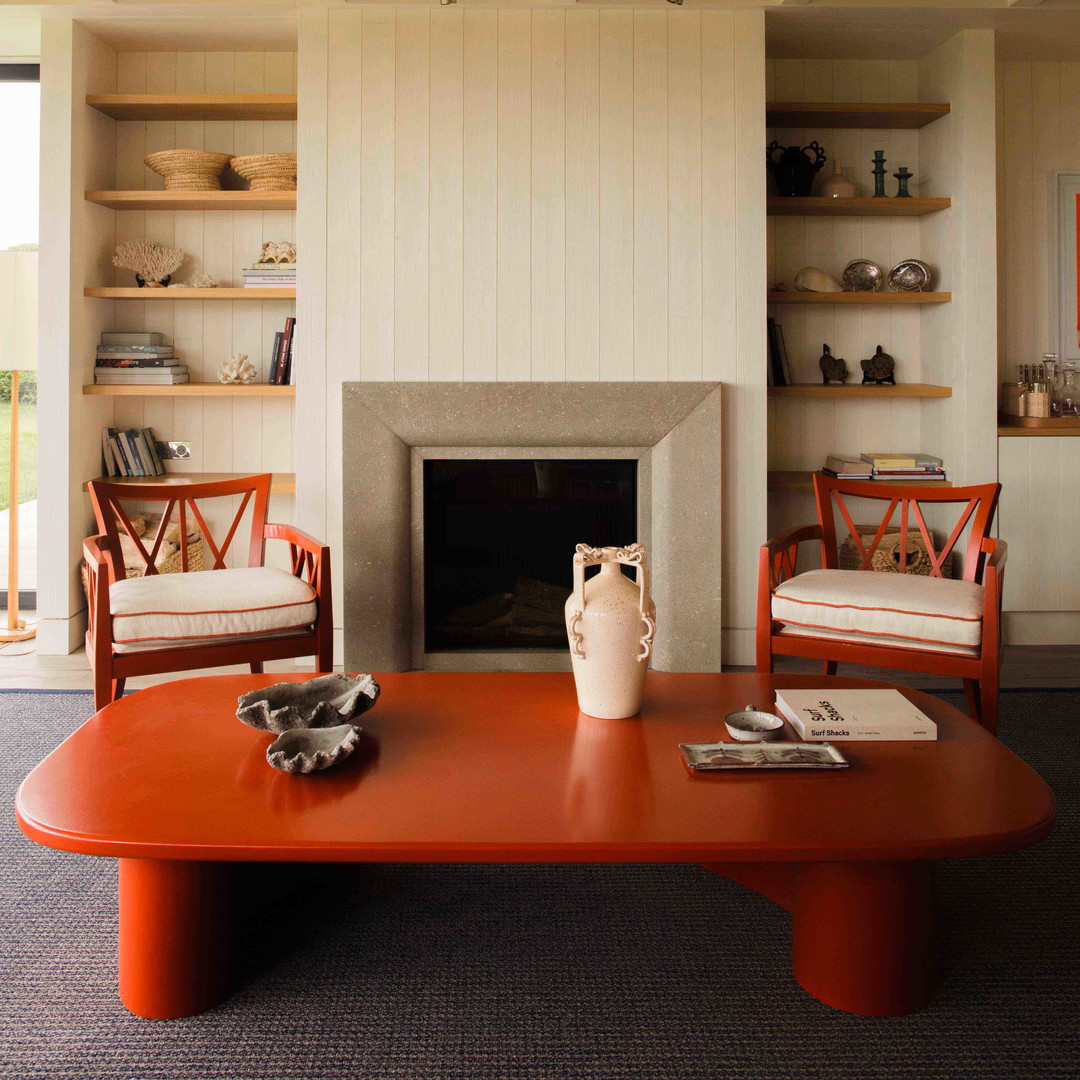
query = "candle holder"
xmin=893 ymin=167 xmax=913 ymax=198
xmin=871 ymin=150 xmax=887 ymax=197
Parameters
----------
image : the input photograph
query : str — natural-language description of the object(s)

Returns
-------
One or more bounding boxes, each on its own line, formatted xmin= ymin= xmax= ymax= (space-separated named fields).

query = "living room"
xmin=0 ymin=0 xmax=1076 ymax=1077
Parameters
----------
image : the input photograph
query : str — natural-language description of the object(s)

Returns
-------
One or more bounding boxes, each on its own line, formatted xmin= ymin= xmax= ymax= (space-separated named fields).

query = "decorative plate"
xmin=888 ymin=259 xmax=933 ymax=293
xmin=841 ymin=260 xmax=883 ymax=292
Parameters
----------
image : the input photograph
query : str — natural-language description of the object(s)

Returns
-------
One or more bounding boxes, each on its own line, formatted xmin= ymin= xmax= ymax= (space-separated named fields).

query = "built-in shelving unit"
xmin=83 ymin=472 xmax=297 ymax=494
xmin=86 ymin=190 xmax=296 ymax=211
xmin=766 ymin=102 xmax=950 ymax=129
xmin=766 ymin=196 xmax=949 ymax=217
xmin=769 ymin=384 xmax=952 ymax=399
xmin=85 ymin=287 xmax=295 ymax=300
xmin=768 ymin=471 xmax=953 ymax=494
xmin=84 ymin=383 xmax=295 ymax=398
xmin=768 ymin=292 xmax=950 ymax=305
xmin=86 ymin=93 xmax=298 ymax=121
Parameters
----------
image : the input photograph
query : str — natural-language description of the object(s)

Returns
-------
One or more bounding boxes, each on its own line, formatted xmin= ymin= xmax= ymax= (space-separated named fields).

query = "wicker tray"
xmin=144 ymin=149 xmax=233 ymax=191
xmin=230 ymin=152 xmax=297 ymax=191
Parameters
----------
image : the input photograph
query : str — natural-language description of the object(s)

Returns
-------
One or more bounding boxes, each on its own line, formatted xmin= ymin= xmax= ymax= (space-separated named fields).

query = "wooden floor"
xmin=0 ymin=641 xmax=1077 ymax=693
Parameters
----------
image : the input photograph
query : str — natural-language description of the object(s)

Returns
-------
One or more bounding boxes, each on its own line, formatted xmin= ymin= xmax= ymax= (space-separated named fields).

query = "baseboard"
xmin=36 ymin=610 xmax=87 ymax=655
xmin=1004 ymin=611 xmax=1080 ymax=646
xmin=722 ymin=626 xmax=756 ymax=668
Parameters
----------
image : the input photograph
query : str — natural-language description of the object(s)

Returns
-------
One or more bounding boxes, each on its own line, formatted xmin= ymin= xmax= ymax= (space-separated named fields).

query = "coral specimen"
xmin=218 ymin=353 xmax=258 ymax=385
xmin=112 ymin=240 xmax=185 ymax=285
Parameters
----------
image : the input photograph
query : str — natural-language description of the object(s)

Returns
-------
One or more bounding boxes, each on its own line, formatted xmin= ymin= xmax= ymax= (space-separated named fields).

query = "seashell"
xmin=841 ymin=259 xmax=883 ymax=292
xmin=266 ymin=724 xmax=360 ymax=773
xmin=888 ymin=259 xmax=933 ymax=292
xmin=258 ymin=240 xmax=297 ymax=265
xmin=237 ymin=673 xmax=380 ymax=734
xmin=794 ymin=266 xmax=843 ymax=293
xmin=188 ymin=272 xmax=219 ymax=289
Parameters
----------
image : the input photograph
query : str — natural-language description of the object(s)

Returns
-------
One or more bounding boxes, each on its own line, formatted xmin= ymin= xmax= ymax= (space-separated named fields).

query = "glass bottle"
xmin=1060 ymin=363 xmax=1079 ymax=417
xmin=1042 ymin=353 xmax=1061 ymax=416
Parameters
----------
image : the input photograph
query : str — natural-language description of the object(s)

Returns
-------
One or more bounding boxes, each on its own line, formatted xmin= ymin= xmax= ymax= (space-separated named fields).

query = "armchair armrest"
xmin=762 ymin=523 xmax=823 ymax=557
xmin=264 ymin=522 xmax=329 ymax=555
xmin=83 ymin=535 xmax=113 ymax=650
xmin=264 ymin=523 xmax=332 ymax=596
xmin=982 ymin=536 xmax=1007 ymax=571
xmin=980 ymin=538 xmax=1007 ymax=658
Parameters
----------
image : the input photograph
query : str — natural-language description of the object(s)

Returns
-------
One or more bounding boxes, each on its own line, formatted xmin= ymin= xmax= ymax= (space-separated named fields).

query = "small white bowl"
xmin=724 ymin=705 xmax=785 ymax=743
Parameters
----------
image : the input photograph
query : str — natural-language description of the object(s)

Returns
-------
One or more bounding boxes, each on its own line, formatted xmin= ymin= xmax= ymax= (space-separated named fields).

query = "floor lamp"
xmin=1 ymin=369 xmax=33 ymax=642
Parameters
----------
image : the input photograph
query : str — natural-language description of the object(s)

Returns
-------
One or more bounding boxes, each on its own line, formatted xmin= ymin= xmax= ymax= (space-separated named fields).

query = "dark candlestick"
xmin=871 ymin=150 xmax=887 ymax=198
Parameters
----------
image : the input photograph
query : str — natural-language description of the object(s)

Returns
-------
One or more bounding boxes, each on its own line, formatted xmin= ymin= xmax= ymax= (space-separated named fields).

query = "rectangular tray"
xmin=679 ymin=741 xmax=849 ymax=770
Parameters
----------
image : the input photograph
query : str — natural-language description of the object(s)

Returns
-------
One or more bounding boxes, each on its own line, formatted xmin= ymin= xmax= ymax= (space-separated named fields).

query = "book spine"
xmin=285 ymin=328 xmax=295 ymax=385
xmin=124 ymin=431 xmax=146 ymax=476
xmin=134 ymin=431 xmax=157 ymax=476
xmin=101 ymin=428 xmax=116 ymax=476
xmin=95 ymin=358 xmax=176 ymax=368
xmin=110 ymin=435 xmax=133 ymax=476
xmin=100 ymin=333 xmax=164 ymax=345
xmin=277 ymin=317 xmax=295 ymax=385
xmin=142 ymin=427 xmax=164 ymax=475
xmin=269 ymin=331 xmax=283 ymax=384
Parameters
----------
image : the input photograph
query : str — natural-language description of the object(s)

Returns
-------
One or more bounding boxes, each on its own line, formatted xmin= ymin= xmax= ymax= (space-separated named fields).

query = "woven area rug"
xmin=1 ymin=688 xmax=1076 ymax=1080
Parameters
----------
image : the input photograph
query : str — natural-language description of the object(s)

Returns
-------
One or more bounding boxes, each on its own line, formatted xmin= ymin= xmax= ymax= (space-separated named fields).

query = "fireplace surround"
xmin=343 ymin=383 xmax=722 ymax=672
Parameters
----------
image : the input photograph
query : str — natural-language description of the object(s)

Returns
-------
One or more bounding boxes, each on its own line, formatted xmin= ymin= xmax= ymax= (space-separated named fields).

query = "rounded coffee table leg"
xmin=791 ymin=860 xmax=935 ymax=1016
xmin=118 ymin=858 xmax=232 ymax=1019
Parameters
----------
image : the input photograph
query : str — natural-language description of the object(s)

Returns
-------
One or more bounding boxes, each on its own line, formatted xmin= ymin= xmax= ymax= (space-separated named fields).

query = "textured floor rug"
xmin=1 ymin=688 xmax=1076 ymax=1080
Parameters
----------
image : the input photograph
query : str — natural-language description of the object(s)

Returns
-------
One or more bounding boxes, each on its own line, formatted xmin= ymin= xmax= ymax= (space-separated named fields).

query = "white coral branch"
xmin=112 ymin=240 xmax=185 ymax=283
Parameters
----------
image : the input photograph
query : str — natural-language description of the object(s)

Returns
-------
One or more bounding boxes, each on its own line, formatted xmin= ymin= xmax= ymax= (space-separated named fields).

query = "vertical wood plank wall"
xmin=298 ymin=9 xmax=768 ymax=663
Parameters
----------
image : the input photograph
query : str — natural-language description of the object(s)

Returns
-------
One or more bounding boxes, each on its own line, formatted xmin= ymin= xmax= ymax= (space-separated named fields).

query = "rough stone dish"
xmin=266 ymin=724 xmax=360 ymax=773
xmin=236 ymin=673 xmax=380 ymax=734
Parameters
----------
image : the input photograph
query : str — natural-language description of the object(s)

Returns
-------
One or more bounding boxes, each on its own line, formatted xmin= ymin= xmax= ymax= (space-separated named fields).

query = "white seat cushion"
xmin=772 ymin=569 xmax=983 ymax=654
xmin=110 ymin=566 xmax=317 ymax=654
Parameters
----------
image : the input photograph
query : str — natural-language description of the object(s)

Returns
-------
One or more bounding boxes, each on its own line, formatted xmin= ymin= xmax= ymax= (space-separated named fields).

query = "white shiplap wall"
xmin=297 ymin=8 xmax=768 ymax=663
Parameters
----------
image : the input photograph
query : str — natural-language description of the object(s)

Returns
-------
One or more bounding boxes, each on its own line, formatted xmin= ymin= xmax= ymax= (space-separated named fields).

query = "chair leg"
xmin=979 ymin=678 xmax=999 ymax=738
xmin=94 ymin=664 xmax=114 ymax=712
xmin=963 ymin=679 xmax=982 ymax=726
xmin=823 ymin=661 xmax=838 ymax=676
xmin=756 ymin=631 xmax=774 ymax=674
xmin=317 ymin=637 xmax=333 ymax=674
xmin=113 ymin=678 xmax=126 ymax=699
xmin=249 ymin=662 xmax=264 ymax=674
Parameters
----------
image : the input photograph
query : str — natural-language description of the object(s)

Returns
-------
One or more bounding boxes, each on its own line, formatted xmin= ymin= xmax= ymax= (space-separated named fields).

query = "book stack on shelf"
xmin=269 ymin=316 xmax=296 ymax=385
xmin=243 ymin=261 xmax=296 ymax=289
xmin=822 ymin=452 xmax=946 ymax=482
xmin=94 ymin=332 xmax=188 ymax=386
xmin=101 ymin=426 xmax=166 ymax=477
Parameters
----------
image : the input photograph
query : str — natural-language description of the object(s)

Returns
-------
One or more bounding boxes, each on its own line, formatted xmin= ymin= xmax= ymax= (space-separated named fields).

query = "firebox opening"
xmin=423 ymin=458 xmax=638 ymax=651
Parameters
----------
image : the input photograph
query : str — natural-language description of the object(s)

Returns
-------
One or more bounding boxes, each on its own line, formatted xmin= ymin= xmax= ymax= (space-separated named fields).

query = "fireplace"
xmin=342 ymin=382 xmax=723 ymax=672
xmin=423 ymin=458 xmax=638 ymax=652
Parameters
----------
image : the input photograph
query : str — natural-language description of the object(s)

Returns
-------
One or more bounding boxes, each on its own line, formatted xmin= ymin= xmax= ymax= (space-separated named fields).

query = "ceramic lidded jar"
xmin=818 ymin=159 xmax=858 ymax=199
xmin=564 ymin=544 xmax=656 ymax=720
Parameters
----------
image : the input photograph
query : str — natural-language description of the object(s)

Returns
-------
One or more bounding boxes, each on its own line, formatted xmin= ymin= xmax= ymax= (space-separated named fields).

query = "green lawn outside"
xmin=0 ymin=400 xmax=37 ymax=511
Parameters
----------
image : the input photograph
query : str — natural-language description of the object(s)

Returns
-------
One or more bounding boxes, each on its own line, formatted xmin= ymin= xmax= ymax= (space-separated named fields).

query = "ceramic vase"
xmin=564 ymin=544 xmax=656 ymax=720
xmin=819 ymin=160 xmax=857 ymax=199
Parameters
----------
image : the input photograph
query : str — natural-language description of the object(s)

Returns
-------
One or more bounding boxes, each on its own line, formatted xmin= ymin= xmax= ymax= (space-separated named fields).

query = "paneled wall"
xmin=997 ymin=60 xmax=1080 ymax=375
xmin=298 ymin=7 xmax=767 ymax=663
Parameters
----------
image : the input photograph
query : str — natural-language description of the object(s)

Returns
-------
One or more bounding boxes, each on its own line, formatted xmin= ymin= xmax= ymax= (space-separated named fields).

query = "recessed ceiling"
xmin=767 ymin=5 xmax=1080 ymax=62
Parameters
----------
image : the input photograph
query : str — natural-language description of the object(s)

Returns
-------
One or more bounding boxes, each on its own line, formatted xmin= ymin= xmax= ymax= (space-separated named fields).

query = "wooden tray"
xmin=997 ymin=413 xmax=1080 ymax=430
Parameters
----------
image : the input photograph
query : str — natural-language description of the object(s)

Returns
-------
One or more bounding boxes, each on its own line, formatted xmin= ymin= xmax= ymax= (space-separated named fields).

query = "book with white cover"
xmin=774 ymin=689 xmax=937 ymax=741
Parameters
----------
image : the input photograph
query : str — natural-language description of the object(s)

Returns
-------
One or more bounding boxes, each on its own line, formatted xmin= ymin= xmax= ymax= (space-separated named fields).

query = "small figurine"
xmin=871 ymin=150 xmax=887 ymax=198
xmin=819 ymin=344 xmax=849 ymax=385
xmin=893 ymin=167 xmax=913 ymax=198
xmin=218 ymin=352 xmax=258 ymax=385
xmin=861 ymin=345 xmax=896 ymax=385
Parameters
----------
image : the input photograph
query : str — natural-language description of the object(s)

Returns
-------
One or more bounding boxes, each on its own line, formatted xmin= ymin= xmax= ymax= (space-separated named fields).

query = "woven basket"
xmin=230 ymin=152 xmax=297 ymax=191
xmin=80 ymin=539 xmax=206 ymax=604
xmin=144 ymin=150 xmax=232 ymax=192
xmin=839 ymin=524 xmax=934 ymax=576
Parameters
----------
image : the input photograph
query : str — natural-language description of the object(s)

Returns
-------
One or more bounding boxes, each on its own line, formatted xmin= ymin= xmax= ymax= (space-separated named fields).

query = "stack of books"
xmin=242 ymin=261 xmax=296 ymax=289
xmin=101 ymin=426 xmax=166 ymax=477
xmin=822 ymin=452 xmax=946 ymax=482
xmin=269 ymin=316 xmax=296 ymax=384
xmin=94 ymin=332 xmax=189 ymax=386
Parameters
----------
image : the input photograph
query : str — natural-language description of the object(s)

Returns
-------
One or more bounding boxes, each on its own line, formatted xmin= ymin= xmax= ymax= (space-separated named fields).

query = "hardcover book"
xmin=100 ymin=331 xmax=164 ymax=346
xmin=774 ymin=689 xmax=938 ymax=741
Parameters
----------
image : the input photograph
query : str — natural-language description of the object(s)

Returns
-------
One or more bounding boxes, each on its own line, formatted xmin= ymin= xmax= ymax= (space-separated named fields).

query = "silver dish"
xmin=723 ymin=704 xmax=786 ymax=743
xmin=888 ymin=259 xmax=933 ymax=292
xmin=841 ymin=259 xmax=883 ymax=292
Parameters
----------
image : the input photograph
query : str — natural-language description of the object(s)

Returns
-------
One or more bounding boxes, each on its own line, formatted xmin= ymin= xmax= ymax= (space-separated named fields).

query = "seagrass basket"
xmin=839 ymin=524 xmax=934 ymax=576
xmin=230 ymin=152 xmax=297 ymax=191
xmin=144 ymin=150 xmax=233 ymax=191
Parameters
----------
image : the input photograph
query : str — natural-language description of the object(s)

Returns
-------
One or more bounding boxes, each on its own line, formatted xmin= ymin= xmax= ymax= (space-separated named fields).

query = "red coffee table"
xmin=16 ymin=672 xmax=1054 ymax=1020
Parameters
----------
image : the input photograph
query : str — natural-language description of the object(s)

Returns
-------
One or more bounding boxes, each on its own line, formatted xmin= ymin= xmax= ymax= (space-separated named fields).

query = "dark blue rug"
xmin=1 ymin=689 xmax=1076 ymax=1079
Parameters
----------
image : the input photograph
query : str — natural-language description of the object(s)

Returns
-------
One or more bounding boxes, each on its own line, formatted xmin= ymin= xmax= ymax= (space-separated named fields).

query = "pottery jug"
xmin=766 ymin=140 xmax=827 ymax=197
xmin=564 ymin=544 xmax=656 ymax=720
xmin=818 ymin=159 xmax=857 ymax=199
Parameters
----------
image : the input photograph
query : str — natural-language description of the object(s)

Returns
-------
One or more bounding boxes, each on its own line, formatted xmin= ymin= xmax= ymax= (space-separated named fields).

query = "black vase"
xmin=766 ymin=141 xmax=827 ymax=197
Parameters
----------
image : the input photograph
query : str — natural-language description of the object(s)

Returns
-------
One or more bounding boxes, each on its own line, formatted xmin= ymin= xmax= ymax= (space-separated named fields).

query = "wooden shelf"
xmin=766 ymin=102 xmax=950 ymax=129
xmin=998 ymin=417 xmax=1080 ymax=436
xmin=84 ymin=383 xmax=295 ymax=398
xmin=769 ymin=470 xmax=953 ymax=494
xmin=84 ymin=472 xmax=296 ymax=494
xmin=86 ymin=190 xmax=296 ymax=211
xmin=767 ymin=197 xmax=950 ymax=217
xmin=85 ymin=287 xmax=295 ymax=300
xmin=769 ymin=383 xmax=952 ymax=399
xmin=768 ymin=291 xmax=950 ymax=305
xmin=86 ymin=94 xmax=298 ymax=121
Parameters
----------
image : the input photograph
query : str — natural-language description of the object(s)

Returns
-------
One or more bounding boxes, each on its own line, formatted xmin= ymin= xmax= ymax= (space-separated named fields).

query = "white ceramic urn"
xmin=564 ymin=544 xmax=657 ymax=719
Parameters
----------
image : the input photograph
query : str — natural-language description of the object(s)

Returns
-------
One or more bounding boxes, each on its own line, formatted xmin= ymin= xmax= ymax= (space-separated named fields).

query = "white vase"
xmin=819 ymin=159 xmax=858 ymax=198
xmin=564 ymin=544 xmax=656 ymax=719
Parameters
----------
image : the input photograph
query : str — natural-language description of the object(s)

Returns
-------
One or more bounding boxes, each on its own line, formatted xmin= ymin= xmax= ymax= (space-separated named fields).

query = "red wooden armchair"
xmin=85 ymin=474 xmax=332 ymax=709
xmin=757 ymin=473 xmax=1006 ymax=734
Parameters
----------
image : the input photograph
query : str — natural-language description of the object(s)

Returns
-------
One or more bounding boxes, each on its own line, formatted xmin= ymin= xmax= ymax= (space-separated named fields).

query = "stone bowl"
xmin=237 ymin=673 xmax=380 ymax=734
xmin=266 ymin=724 xmax=360 ymax=773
